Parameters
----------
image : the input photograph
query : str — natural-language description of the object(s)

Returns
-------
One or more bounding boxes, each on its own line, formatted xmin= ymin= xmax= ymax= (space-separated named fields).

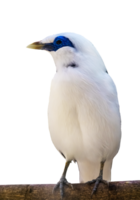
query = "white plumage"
xmin=28 ymin=32 xmax=121 ymax=188
xmin=41 ymin=33 xmax=121 ymax=182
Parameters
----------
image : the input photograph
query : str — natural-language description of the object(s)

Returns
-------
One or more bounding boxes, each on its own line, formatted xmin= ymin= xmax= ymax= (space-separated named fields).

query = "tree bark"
xmin=0 ymin=181 xmax=140 ymax=200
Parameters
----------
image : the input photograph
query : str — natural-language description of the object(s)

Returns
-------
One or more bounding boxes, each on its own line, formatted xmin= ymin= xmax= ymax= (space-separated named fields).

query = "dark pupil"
xmin=56 ymin=40 xmax=62 ymax=45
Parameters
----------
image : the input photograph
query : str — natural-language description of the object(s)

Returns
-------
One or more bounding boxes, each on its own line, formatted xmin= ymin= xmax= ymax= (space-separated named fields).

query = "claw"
xmin=53 ymin=177 xmax=73 ymax=199
xmin=86 ymin=161 xmax=109 ymax=197
xmin=53 ymin=161 xmax=72 ymax=199
xmin=86 ymin=176 xmax=108 ymax=197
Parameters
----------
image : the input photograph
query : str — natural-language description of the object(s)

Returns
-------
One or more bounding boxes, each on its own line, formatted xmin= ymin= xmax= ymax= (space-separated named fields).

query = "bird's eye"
xmin=56 ymin=40 xmax=62 ymax=45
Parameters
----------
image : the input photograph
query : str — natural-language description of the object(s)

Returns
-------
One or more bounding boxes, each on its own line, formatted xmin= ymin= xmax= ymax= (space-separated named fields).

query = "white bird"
xmin=27 ymin=32 xmax=121 ymax=198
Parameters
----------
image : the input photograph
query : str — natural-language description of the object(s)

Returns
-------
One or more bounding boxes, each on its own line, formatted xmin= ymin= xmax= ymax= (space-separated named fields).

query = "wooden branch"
xmin=0 ymin=181 xmax=140 ymax=200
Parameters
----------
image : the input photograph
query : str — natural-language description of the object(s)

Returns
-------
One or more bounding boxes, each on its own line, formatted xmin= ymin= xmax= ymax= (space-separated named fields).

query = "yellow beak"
xmin=27 ymin=42 xmax=45 ymax=50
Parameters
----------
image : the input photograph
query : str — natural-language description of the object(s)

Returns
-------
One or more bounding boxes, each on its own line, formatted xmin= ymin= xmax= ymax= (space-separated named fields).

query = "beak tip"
xmin=26 ymin=42 xmax=44 ymax=50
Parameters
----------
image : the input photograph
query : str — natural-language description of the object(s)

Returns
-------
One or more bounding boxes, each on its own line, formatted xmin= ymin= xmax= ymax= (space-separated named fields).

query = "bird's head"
xmin=27 ymin=32 xmax=105 ymax=72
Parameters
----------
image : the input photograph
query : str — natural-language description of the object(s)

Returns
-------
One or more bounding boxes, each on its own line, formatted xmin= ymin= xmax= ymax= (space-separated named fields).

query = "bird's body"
xmin=27 ymin=32 xmax=121 ymax=196
xmin=47 ymin=30 xmax=122 ymax=182
xmin=48 ymin=44 xmax=121 ymax=182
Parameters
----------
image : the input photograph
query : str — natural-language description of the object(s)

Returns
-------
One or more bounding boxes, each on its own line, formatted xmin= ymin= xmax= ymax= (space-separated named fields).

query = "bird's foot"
xmin=53 ymin=177 xmax=73 ymax=199
xmin=86 ymin=175 xmax=108 ymax=196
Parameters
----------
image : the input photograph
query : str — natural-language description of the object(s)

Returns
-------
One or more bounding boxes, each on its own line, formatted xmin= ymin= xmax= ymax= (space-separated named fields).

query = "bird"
xmin=27 ymin=32 xmax=121 ymax=199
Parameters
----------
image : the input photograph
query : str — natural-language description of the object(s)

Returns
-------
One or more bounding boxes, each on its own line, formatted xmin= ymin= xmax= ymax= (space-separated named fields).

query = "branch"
xmin=0 ymin=181 xmax=140 ymax=200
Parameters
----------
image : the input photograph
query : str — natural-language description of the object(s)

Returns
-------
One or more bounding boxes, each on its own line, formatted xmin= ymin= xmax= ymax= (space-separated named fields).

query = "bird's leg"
xmin=86 ymin=161 xmax=108 ymax=196
xmin=53 ymin=161 xmax=73 ymax=199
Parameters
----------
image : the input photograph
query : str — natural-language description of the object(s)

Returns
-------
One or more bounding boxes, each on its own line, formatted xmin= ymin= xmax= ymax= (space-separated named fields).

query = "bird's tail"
xmin=77 ymin=160 xmax=113 ymax=183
